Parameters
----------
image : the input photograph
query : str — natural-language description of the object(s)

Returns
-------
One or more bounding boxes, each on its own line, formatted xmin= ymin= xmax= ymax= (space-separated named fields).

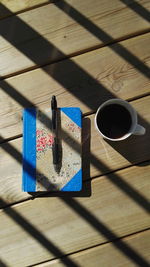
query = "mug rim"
xmin=95 ymin=98 xmax=137 ymax=141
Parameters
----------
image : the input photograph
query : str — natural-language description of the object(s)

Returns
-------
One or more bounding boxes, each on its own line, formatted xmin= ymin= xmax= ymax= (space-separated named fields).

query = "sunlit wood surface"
xmin=0 ymin=0 xmax=150 ymax=266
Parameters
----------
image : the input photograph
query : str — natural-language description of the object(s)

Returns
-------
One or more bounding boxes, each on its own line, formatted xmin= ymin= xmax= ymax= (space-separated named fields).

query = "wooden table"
xmin=0 ymin=0 xmax=150 ymax=266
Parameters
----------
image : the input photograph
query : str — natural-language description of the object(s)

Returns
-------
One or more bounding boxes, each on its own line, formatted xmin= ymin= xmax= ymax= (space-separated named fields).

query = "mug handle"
xmin=133 ymin=124 xmax=146 ymax=135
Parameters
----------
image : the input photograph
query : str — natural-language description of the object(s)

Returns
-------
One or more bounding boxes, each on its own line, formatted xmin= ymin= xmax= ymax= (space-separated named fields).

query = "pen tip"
xmin=54 ymin=164 xmax=60 ymax=173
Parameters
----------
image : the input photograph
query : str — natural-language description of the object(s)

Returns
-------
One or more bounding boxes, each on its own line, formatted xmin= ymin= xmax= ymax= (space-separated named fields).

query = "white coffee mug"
xmin=95 ymin=98 xmax=145 ymax=141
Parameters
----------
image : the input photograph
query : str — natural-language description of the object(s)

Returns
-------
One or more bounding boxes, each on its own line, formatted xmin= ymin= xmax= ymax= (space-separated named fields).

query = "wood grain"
xmin=0 ymin=0 xmax=52 ymax=19
xmin=0 ymin=96 xmax=149 ymax=206
xmin=0 ymin=2 xmax=149 ymax=266
xmin=36 ymin=230 xmax=150 ymax=267
xmin=0 ymin=33 xmax=149 ymax=140
xmin=0 ymin=0 xmax=149 ymax=78
xmin=0 ymin=163 xmax=149 ymax=266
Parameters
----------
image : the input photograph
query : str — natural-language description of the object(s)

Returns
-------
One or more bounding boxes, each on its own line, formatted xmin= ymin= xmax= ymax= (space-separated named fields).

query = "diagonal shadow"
xmin=0 ymin=190 xmax=149 ymax=267
xmin=0 ymin=132 xmax=149 ymax=265
xmin=105 ymin=113 xmax=150 ymax=165
xmin=54 ymin=0 xmax=150 ymax=79
xmin=0 ymin=0 xmax=149 ymax=239
xmin=0 ymin=118 xmax=91 ymax=199
xmin=1 ymin=129 xmax=149 ymax=213
xmin=0 ymin=1 xmax=150 ymax=163
xmin=61 ymin=197 xmax=150 ymax=267
xmin=0 ymin=2 xmax=150 ymax=265
xmin=1 ymin=76 xmax=150 ymax=178
xmin=0 ymin=1 xmax=60 ymax=20
xmin=0 ymin=2 xmax=149 ymax=81
xmin=120 ymin=0 xmax=150 ymax=23
xmin=0 ymin=1 xmax=149 ymax=166
xmin=0 ymin=197 xmax=79 ymax=267
xmin=0 ymin=129 xmax=149 ymax=265
xmin=0 ymin=64 xmax=149 ymax=210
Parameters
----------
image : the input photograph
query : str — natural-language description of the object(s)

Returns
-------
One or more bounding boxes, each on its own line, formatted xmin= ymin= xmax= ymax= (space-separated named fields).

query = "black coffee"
xmin=97 ymin=104 xmax=132 ymax=139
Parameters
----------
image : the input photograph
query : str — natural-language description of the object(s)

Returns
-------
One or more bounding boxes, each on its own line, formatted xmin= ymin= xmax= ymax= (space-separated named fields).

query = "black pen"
xmin=51 ymin=95 xmax=59 ymax=173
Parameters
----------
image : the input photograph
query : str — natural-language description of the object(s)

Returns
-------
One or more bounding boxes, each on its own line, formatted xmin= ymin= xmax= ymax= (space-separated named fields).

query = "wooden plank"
xmin=0 ymin=95 xmax=150 ymax=206
xmin=0 ymin=33 xmax=149 ymax=140
xmin=0 ymin=0 xmax=149 ymax=78
xmin=0 ymin=163 xmax=149 ymax=266
xmin=36 ymin=230 xmax=150 ymax=267
xmin=0 ymin=0 xmax=52 ymax=19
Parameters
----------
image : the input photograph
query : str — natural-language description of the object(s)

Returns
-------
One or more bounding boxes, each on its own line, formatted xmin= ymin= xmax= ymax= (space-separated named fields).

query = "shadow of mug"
xmin=105 ymin=114 xmax=150 ymax=166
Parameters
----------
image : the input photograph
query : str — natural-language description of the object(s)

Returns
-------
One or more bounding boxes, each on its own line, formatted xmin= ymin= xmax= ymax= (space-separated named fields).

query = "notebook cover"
xmin=22 ymin=107 xmax=82 ymax=192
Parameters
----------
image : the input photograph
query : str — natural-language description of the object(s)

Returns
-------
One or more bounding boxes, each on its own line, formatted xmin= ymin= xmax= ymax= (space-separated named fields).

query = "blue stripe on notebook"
xmin=22 ymin=108 xmax=36 ymax=192
xmin=61 ymin=169 xmax=82 ymax=191
xmin=61 ymin=107 xmax=82 ymax=128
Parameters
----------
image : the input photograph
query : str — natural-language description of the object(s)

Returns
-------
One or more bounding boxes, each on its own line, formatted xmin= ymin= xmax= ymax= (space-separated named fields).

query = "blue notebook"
xmin=22 ymin=107 xmax=82 ymax=192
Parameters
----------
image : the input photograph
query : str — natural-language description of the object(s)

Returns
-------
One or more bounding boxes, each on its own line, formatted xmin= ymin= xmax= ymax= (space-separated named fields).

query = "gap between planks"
xmin=0 ymin=95 xmax=150 ymax=209
xmin=30 ymin=228 xmax=150 ymax=267
xmin=83 ymin=92 xmax=150 ymax=117
xmin=0 ymin=31 xmax=149 ymax=140
xmin=0 ymin=29 xmax=149 ymax=82
xmin=0 ymin=0 xmax=59 ymax=20
xmin=0 ymin=93 xmax=149 ymax=145
xmin=0 ymin=158 xmax=149 ymax=211
xmin=0 ymin=155 xmax=149 ymax=265
xmin=0 ymin=0 xmax=149 ymax=80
